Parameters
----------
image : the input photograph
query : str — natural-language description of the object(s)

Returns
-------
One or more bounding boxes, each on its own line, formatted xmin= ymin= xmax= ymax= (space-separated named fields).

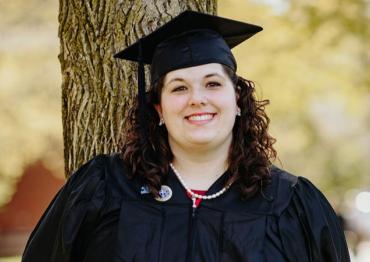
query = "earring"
xmin=236 ymin=107 xmax=241 ymax=116
xmin=159 ymin=118 xmax=164 ymax=126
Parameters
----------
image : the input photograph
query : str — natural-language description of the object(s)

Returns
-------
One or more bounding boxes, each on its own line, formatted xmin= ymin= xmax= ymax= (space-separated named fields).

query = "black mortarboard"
xmin=114 ymin=10 xmax=262 ymax=136
xmin=115 ymin=10 xmax=262 ymax=84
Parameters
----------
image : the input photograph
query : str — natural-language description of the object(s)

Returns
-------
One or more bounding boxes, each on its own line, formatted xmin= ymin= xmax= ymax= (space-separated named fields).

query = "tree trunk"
xmin=58 ymin=0 xmax=217 ymax=176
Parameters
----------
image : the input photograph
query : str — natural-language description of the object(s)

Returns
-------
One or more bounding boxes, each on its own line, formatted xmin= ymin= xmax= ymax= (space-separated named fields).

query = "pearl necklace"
xmin=169 ymin=163 xmax=232 ymax=208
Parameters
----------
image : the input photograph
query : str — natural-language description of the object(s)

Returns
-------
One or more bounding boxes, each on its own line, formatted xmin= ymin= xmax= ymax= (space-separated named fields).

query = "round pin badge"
xmin=155 ymin=185 xmax=173 ymax=202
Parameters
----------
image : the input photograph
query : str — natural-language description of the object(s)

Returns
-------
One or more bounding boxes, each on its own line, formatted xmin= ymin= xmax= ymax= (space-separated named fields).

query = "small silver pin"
xmin=155 ymin=185 xmax=172 ymax=202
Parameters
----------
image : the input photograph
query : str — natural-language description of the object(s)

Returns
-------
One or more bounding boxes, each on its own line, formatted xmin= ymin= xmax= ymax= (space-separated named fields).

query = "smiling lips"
xmin=185 ymin=113 xmax=216 ymax=124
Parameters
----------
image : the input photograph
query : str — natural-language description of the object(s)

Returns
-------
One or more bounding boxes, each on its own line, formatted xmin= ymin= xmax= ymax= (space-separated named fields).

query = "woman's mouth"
xmin=185 ymin=113 xmax=216 ymax=124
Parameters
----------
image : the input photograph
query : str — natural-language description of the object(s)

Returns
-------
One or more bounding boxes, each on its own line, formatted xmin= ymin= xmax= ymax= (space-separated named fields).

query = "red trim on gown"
xmin=186 ymin=189 xmax=207 ymax=207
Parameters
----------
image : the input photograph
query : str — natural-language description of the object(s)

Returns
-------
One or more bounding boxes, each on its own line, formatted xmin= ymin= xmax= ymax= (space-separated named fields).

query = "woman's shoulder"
xmin=268 ymin=165 xmax=331 ymax=216
xmin=68 ymin=153 xmax=126 ymax=183
xmin=268 ymin=166 xmax=350 ymax=261
xmin=67 ymin=153 xmax=138 ymax=200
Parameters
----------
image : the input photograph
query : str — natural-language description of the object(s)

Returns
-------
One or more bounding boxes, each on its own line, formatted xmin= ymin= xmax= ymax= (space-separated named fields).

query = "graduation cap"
xmin=114 ymin=10 xmax=262 ymax=136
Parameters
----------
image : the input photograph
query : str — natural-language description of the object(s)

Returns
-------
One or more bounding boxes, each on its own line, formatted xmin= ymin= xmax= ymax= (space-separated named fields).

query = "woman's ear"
xmin=154 ymin=104 xmax=165 ymax=126
xmin=235 ymin=86 xmax=241 ymax=103
xmin=154 ymin=104 xmax=162 ymax=117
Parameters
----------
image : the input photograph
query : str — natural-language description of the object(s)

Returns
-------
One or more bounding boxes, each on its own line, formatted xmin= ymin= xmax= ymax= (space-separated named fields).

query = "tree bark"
xmin=58 ymin=0 xmax=217 ymax=176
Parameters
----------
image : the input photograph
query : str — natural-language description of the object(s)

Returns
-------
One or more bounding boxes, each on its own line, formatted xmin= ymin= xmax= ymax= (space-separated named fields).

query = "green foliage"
xmin=219 ymin=0 xmax=370 ymax=198
xmin=0 ymin=0 xmax=63 ymax=207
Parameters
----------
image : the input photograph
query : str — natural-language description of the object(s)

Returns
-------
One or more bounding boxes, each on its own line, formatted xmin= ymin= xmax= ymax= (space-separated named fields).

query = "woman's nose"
xmin=188 ymin=88 xmax=207 ymax=106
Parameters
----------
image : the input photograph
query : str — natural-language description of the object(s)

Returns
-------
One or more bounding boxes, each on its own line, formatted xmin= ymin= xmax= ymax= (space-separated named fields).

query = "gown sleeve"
xmin=22 ymin=155 xmax=107 ymax=262
xmin=278 ymin=177 xmax=350 ymax=262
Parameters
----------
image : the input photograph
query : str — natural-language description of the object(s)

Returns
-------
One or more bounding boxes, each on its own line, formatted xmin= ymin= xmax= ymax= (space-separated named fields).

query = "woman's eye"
xmin=207 ymin=82 xmax=221 ymax=87
xmin=172 ymin=86 xmax=187 ymax=92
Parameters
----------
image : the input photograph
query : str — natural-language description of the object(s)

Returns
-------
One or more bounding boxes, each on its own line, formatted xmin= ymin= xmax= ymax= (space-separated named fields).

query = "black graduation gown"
xmin=22 ymin=154 xmax=350 ymax=262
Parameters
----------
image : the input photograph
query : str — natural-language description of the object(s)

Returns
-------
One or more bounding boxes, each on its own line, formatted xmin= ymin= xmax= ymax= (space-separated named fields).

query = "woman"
xmin=22 ymin=11 xmax=350 ymax=262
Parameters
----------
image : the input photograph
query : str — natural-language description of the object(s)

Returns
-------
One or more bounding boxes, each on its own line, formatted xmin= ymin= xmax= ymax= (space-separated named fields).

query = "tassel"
xmin=137 ymin=40 xmax=148 ymax=139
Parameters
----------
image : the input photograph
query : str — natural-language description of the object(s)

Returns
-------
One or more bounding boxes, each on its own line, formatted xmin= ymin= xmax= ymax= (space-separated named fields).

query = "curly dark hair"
xmin=121 ymin=65 xmax=277 ymax=199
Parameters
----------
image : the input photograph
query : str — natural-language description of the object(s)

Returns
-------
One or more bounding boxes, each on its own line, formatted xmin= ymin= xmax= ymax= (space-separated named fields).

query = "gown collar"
xmin=113 ymin=154 xmax=292 ymax=215
xmin=147 ymin=166 xmax=276 ymax=214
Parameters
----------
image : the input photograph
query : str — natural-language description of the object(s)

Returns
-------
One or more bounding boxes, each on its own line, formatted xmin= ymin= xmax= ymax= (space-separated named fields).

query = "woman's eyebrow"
xmin=166 ymin=77 xmax=185 ymax=85
xmin=204 ymin=73 xmax=222 ymax=78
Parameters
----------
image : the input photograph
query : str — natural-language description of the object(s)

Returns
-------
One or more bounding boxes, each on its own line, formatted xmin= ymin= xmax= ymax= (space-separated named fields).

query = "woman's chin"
xmin=185 ymin=134 xmax=216 ymax=145
xmin=183 ymin=136 xmax=229 ymax=150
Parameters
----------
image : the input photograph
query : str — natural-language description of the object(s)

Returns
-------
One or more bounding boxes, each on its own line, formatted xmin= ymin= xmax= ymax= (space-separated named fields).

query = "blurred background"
xmin=0 ymin=0 xmax=369 ymax=261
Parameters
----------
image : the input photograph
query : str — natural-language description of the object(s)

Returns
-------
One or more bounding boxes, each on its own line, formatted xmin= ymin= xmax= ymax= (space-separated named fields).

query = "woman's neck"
xmin=170 ymin=143 xmax=230 ymax=190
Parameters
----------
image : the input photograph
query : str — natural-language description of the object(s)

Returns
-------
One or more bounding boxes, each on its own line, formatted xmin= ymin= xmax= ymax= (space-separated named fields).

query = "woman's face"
xmin=155 ymin=63 xmax=239 ymax=152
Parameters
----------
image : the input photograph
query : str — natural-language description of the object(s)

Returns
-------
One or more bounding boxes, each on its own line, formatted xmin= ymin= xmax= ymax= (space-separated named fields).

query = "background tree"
xmin=58 ymin=0 xmax=217 ymax=176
